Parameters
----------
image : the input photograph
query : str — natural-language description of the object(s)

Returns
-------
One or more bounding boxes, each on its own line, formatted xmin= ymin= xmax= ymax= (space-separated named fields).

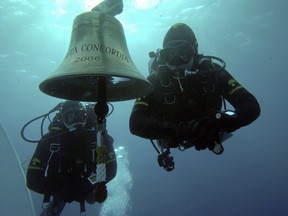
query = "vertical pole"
xmin=94 ymin=77 xmax=109 ymax=183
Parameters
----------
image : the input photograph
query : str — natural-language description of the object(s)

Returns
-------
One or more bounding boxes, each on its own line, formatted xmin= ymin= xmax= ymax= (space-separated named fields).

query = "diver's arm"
xmin=26 ymin=139 xmax=49 ymax=194
xmin=26 ymin=168 xmax=47 ymax=194
xmin=129 ymin=104 xmax=177 ymax=139
xmin=220 ymin=70 xmax=261 ymax=131
xmin=104 ymin=133 xmax=117 ymax=182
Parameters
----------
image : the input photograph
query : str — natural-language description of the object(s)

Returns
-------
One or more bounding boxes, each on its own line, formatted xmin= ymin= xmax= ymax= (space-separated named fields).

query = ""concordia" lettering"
xmin=81 ymin=43 xmax=129 ymax=63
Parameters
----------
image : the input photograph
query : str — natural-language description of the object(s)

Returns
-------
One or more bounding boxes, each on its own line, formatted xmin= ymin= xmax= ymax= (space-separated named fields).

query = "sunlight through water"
xmin=131 ymin=0 xmax=160 ymax=9
xmin=51 ymin=0 xmax=103 ymax=14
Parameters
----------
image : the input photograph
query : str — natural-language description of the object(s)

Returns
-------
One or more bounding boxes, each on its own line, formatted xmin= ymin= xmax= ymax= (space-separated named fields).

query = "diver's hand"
xmin=178 ymin=117 xmax=217 ymax=139
xmin=177 ymin=117 xmax=219 ymax=150
xmin=215 ymin=110 xmax=238 ymax=133
xmin=94 ymin=182 xmax=107 ymax=203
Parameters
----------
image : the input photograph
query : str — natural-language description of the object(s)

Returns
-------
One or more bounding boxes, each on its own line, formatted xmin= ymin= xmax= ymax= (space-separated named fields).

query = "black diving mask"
xmin=160 ymin=42 xmax=196 ymax=66
xmin=62 ymin=107 xmax=87 ymax=129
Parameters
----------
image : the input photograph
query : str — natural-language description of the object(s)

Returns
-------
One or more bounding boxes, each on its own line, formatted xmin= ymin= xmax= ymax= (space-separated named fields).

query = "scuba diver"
xmin=129 ymin=23 xmax=261 ymax=171
xmin=24 ymin=100 xmax=117 ymax=215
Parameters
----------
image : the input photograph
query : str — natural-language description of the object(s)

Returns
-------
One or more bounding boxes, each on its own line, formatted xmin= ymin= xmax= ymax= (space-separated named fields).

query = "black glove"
xmin=215 ymin=111 xmax=239 ymax=133
xmin=177 ymin=117 xmax=219 ymax=151
xmin=94 ymin=182 xmax=107 ymax=203
xmin=177 ymin=117 xmax=218 ymax=139
xmin=176 ymin=111 xmax=238 ymax=151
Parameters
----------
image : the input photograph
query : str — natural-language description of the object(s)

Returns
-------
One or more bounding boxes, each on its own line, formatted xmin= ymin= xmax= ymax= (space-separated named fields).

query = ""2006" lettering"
xmin=74 ymin=56 xmax=101 ymax=62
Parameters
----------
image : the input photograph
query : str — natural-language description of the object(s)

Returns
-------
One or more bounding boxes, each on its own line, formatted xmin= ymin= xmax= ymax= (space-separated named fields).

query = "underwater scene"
xmin=0 ymin=0 xmax=287 ymax=215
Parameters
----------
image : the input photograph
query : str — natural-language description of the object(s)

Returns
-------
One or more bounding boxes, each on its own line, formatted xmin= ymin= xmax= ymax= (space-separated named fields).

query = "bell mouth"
xmin=40 ymin=74 xmax=152 ymax=102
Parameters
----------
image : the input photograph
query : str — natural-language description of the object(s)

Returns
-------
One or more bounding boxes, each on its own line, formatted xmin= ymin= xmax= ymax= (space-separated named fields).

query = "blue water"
xmin=0 ymin=0 xmax=287 ymax=215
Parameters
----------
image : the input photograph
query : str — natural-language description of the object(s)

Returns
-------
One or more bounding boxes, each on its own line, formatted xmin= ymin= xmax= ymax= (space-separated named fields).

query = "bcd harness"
xmin=42 ymin=133 xmax=103 ymax=215
xmin=148 ymin=53 xmax=227 ymax=171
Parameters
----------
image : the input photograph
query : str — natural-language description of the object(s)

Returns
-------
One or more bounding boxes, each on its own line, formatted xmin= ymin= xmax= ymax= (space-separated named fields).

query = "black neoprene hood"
xmin=163 ymin=23 xmax=198 ymax=48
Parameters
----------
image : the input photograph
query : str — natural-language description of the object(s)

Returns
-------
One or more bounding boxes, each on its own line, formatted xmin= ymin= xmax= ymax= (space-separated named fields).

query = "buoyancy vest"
xmin=45 ymin=129 xmax=97 ymax=189
xmin=147 ymin=55 xmax=223 ymax=123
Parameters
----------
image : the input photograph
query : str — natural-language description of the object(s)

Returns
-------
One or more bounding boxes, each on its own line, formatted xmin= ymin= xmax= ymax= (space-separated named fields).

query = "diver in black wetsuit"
xmin=129 ymin=23 xmax=260 ymax=170
xmin=26 ymin=101 xmax=117 ymax=215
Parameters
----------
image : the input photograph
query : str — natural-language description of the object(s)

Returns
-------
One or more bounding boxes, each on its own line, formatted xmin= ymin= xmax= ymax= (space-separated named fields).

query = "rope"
xmin=95 ymin=124 xmax=107 ymax=183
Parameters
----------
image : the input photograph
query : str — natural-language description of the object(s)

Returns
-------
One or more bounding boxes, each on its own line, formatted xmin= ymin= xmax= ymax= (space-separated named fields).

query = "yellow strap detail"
xmin=75 ymin=160 xmax=84 ymax=165
xmin=96 ymin=146 xmax=107 ymax=163
xmin=229 ymin=86 xmax=243 ymax=95
xmin=135 ymin=101 xmax=149 ymax=107
xmin=28 ymin=166 xmax=44 ymax=171
xmin=228 ymin=79 xmax=237 ymax=87
xmin=50 ymin=127 xmax=64 ymax=131
xmin=31 ymin=157 xmax=41 ymax=166
xmin=105 ymin=152 xmax=116 ymax=163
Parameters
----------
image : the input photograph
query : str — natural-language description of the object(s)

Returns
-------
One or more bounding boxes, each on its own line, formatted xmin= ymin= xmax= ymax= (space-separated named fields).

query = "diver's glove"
xmin=215 ymin=110 xmax=239 ymax=133
xmin=176 ymin=111 xmax=238 ymax=150
xmin=177 ymin=117 xmax=219 ymax=150
xmin=94 ymin=182 xmax=107 ymax=203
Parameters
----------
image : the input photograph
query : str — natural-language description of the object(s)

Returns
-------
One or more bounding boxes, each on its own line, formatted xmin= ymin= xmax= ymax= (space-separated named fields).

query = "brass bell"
xmin=39 ymin=12 xmax=152 ymax=102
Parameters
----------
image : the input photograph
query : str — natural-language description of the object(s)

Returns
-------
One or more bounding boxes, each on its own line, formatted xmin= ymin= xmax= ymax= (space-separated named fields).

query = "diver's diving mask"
xmin=61 ymin=107 xmax=87 ymax=129
xmin=160 ymin=41 xmax=196 ymax=66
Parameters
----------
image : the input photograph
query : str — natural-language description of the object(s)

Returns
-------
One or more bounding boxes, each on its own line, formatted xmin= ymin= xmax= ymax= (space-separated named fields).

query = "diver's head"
xmin=60 ymin=100 xmax=87 ymax=130
xmin=160 ymin=23 xmax=198 ymax=68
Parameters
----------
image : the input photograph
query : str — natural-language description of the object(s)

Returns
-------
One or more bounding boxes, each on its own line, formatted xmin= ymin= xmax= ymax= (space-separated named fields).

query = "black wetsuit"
xmin=129 ymin=57 xmax=260 ymax=144
xmin=26 ymin=127 xmax=117 ymax=203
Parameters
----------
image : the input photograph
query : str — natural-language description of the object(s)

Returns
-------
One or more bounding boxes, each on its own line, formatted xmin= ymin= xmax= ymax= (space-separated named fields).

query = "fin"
xmin=40 ymin=198 xmax=66 ymax=216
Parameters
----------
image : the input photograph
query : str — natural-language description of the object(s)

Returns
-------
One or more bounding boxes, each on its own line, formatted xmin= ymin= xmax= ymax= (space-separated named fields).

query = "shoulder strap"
xmin=44 ymin=142 xmax=60 ymax=177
